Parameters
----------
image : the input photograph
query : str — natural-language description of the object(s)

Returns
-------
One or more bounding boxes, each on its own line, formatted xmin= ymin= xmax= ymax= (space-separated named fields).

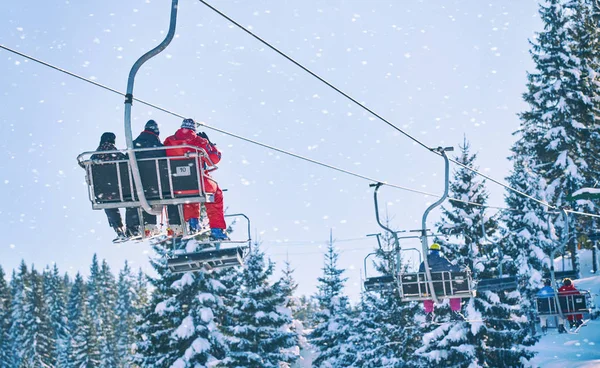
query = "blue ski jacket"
xmin=418 ymin=250 xmax=461 ymax=273
xmin=537 ymin=286 xmax=554 ymax=297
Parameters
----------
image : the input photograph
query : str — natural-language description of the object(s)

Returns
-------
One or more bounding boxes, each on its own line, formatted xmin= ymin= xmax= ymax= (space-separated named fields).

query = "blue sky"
xmin=0 ymin=0 xmax=541 ymax=300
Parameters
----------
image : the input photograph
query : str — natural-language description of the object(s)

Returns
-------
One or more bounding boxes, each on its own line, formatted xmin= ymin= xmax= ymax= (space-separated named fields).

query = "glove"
xmin=198 ymin=131 xmax=211 ymax=143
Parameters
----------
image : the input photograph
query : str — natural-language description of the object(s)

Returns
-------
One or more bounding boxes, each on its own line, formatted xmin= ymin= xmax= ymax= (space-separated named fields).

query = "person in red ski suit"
xmin=163 ymin=118 xmax=228 ymax=240
xmin=558 ymin=278 xmax=584 ymax=328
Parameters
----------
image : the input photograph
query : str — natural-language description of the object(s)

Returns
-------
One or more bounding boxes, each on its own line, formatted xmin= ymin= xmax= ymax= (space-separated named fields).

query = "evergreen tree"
xmin=222 ymin=246 xmax=298 ymax=367
xmin=92 ymin=257 xmax=120 ymax=367
xmin=9 ymin=263 xmax=54 ymax=367
xmin=309 ymin=232 xmax=356 ymax=367
xmin=503 ymin=149 xmax=554 ymax=346
xmin=134 ymin=238 xmax=227 ymax=367
xmin=44 ymin=265 xmax=71 ymax=367
xmin=436 ymin=137 xmax=498 ymax=276
xmin=294 ymin=295 xmax=319 ymax=329
xmin=115 ymin=261 xmax=138 ymax=367
xmin=519 ymin=0 xmax=600 ymax=274
xmin=69 ymin=272 xmax=101 ymax=368
xmin=0 ymin=265 xmax=12 ymax=368
xmin=279 ymin=260 xmax=309 ymax=364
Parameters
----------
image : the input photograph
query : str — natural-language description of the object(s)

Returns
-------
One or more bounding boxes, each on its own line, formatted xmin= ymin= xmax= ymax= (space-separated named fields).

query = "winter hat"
xmin=100 ymin=132 xmax=116 ymax=145
xmin=145 ymin=119 xmax=160 ymax=135
xmin=181 ymin=118 xmax=196 ymax=130
xmin=563 ymin=278 xmax=572 ymax=286
xmin=429 ymin=243 xmax=441 ymax=251
xmin=544 ymin=279 xmax=552 ymax=287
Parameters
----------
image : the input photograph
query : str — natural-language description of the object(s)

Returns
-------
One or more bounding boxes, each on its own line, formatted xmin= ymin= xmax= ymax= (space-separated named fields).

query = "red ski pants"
xmin=423 ymin=298 xmax=461 ymax=313
xmin=181 ymin=176 xmax=226 ymax=229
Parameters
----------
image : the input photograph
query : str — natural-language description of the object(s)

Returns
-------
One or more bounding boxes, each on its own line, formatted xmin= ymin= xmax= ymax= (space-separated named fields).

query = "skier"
xmin=89 ymin=132 xmax=129 ymax=242
xmin=163 ymin=118 xmax=229 ymax=240
xmin=537 ymin=279 xmax=564 ymax=333
xmin=558 ymin=278 xmax=584 ymax=329
xmin=418 ymin=243 xmax=463 ymax=322
xmin=124 ymin=120 xmax=165 ymax=237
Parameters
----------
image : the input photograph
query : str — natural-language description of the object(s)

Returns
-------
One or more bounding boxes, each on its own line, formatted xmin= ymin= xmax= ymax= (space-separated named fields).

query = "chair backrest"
xmin=82 ymin=145 xmax=210 ymax=208
xmin=90 ymin=161 xmax=133 ymax=203
xmin=400 ymin=271 xmax=471 ymax=298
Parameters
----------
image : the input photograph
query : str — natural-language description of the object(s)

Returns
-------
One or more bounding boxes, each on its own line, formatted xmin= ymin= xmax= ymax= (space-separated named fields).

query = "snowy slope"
xmin=532 ymin=249 xmax=600 ymax=367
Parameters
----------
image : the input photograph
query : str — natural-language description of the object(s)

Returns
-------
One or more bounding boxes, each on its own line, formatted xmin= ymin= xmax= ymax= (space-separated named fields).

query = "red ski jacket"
xmin=558 ymin=284 xmax=583 ymax=320
xmin=163 ymin=128 xmax=221 ymax=170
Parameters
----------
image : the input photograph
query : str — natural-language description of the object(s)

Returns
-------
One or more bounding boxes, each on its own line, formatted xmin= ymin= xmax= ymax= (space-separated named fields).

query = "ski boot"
xmin=558 ymin=324 xmax=567 ymax=334
xmin=144 ymin=224 xmax=160 ymax=237
xmin=112 ymin=227 xmax=128 ymax=243
xmin=168 ymin=225 xmax=184 ymax=238
xmin=126 ymin=226 xmax=141 ymax=238
xmin=210 ymin=228 xmax=230 ymax=241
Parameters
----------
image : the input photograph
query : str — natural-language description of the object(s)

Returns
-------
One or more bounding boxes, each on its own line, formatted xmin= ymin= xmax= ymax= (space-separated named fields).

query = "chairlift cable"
xmin=0 ymin=44 xmax=597 ymax=219
xmin=196 ymin=0 xmax=561 ymax=213
xmin=197 ymin=0 xmax=431 ymax=153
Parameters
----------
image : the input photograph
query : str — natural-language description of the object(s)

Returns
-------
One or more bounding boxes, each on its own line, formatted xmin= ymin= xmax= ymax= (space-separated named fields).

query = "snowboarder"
xmin=89 ymin=132 xmax=129 ymax=243
xmin=124 ymin=120 xmax=165 ymax=237
xmin=558 ymin=278 xmax=584 ymax=329
xmin=537 ymin=279 xmax=564 ymax=333
xmin=418 ymin=243 xmax=463 ymax=322
xmin=163 ymin=118 xmax=229 ymax=240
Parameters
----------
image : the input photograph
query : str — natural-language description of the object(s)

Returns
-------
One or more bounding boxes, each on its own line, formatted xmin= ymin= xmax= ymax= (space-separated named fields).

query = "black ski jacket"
xmin=133 ymin=130 xmax=165 ymax=159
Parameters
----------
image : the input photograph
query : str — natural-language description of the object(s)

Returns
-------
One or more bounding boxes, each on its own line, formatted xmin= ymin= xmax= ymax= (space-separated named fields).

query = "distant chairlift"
xmin=534 ymin=210 xmax=592 ymax=328
xmin=364 ymin=147 xmax=475 ymax=302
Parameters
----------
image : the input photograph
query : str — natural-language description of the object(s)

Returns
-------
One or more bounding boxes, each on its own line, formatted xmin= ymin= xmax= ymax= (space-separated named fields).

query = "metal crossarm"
xmin=167 ymin=246 xmax=247 ymax=273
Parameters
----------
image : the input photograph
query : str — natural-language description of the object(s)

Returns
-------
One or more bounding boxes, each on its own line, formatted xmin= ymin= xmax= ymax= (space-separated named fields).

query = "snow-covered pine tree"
xmin=309 ymin=232 xmax=356 ymax=367
xmin=279 ymin=260 xmax=309 ymax=366
xmin=134 ymin=237 xmax=227 ymax=367
xmin=435 ymin=137 xmax=498 ymax=276
xmin=115 ymin=261 xmax=139 ymax=367
xmin=503 ymin=147 xmax=554 ymax=342
xmin=347 ymin=220 xmax=422 ymax=367
xmin=294 ymin=295 xmax=319 ymax=329
xmin=519 ymin=0 xmax=600 ymax=275
xmin=44 ymin=264 xmax=70 ymax=367
xmin=9 ymin=262 xmax=54 ymax=366
xmin=0 ymin=265 xmax=12 ymax=368
xmin=221 ymin=245 xmax=298 ymax=368
xmin=69 ymin=272 xmax=101 ymax=368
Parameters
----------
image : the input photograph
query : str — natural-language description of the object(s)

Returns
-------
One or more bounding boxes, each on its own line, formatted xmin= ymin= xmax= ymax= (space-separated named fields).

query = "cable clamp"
xmin=125 ymin=93 xmax=133 ymax=104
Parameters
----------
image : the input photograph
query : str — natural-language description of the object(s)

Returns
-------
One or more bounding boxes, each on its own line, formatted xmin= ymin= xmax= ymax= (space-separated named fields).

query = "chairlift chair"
xmin=399 ymin=270 xmax=475 ymax=301
xmin=166 ymin=213 xmax=252 ymax=274
xmin=363 ymin=250 xmax=396 ymax=292
xmin=476 ymin=276 xmax=518 ymax=293
xmin=536 ymin=291 xmax=592 ymax=318
xmin=77 ymin=145 xmax=214 ymax=210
